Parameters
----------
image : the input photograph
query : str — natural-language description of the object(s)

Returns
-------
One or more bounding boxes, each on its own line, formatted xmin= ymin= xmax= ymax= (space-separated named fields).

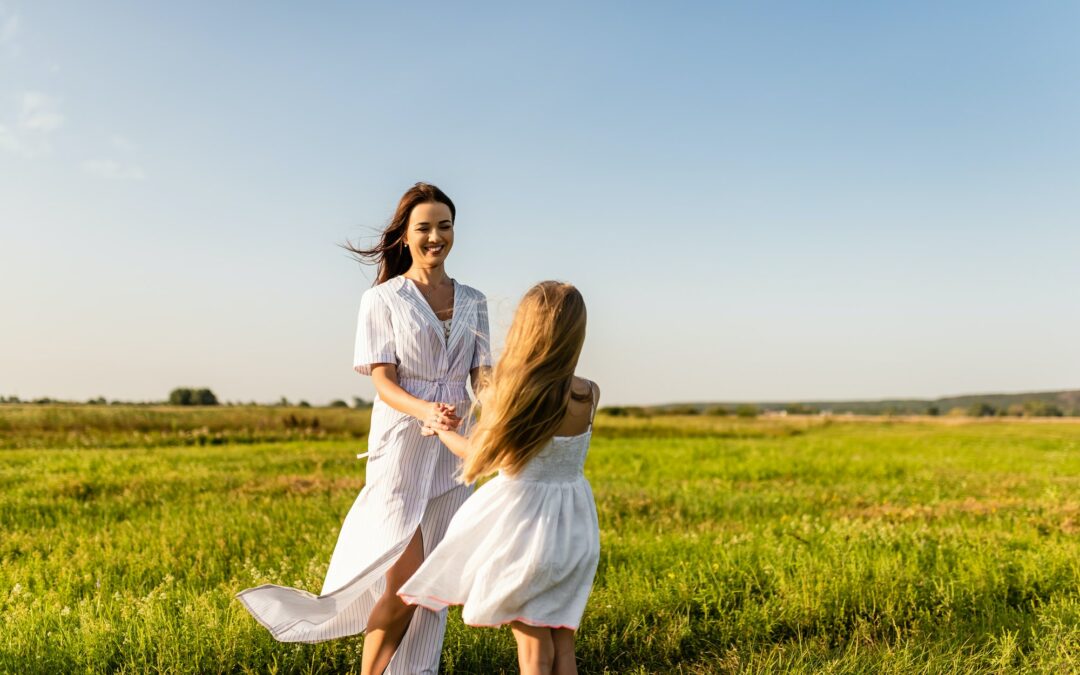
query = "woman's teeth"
xmin=425 ymin=246 xmax=444 ymax=254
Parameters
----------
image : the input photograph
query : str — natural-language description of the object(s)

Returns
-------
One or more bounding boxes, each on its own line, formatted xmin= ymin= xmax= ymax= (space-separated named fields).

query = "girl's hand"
xmin=419 ymin=422 xmax=470 ymax=459
xmin=420 ymin=418 xmax=455 ymax=437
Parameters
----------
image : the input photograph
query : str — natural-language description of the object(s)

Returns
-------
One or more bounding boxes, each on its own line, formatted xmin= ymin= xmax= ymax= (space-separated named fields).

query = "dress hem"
xmin=397 ymin=591 xmax=579 ymax=631
xmin=234 ymin=585 xmax=355 ymax=644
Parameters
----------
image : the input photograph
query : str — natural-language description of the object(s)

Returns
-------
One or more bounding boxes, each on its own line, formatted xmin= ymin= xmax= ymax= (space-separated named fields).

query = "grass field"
xmin=2 ymin=407 xmax=1078 ymax=673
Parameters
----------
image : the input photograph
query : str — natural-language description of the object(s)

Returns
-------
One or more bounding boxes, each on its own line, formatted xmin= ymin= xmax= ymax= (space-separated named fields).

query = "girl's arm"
xmin=469 ymin=366 xmax=491 ymax=396
xmin=371 ymin=364 xmax=460 ymax=430
xmin=422 ymin=426 xmax=471 ymax=459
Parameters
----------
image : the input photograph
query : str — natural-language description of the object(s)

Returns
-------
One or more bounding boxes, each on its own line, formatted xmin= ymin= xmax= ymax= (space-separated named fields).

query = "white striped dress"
xmin=237 ymin=276 xmax=491 ymax=657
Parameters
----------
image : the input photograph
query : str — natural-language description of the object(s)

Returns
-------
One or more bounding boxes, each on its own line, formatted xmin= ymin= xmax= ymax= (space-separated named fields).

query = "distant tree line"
xmin=5 ymin=393 xmax=1066 ymax=416
xmin=955 ymin=400 xmax=1064 ymax=418
xmin=598 ymin=400 xmax=1071 ymax=418
xmin=327 ymin=397 xmax=372 ymax=409
xmin=601 ymin=404 xmax=763 ymax=418
xmin=168 ymin=388 xmax=219 ymax=406
xmin=0 ymin=392 xmax=377 ymax=408
xmin=0 ymin=393 xmax=373 ymax=408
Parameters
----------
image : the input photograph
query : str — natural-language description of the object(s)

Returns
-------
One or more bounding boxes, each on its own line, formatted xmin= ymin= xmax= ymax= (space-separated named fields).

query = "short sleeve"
xmin=353 ymin=289 xmax=397 ymax=376
xmin=470 ymin=292 xmax=493 ymax=370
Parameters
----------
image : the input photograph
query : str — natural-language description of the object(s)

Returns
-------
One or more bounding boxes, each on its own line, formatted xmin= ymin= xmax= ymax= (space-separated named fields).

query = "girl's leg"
xmin=361 ymin=528 xmax=425 ymax=675
xmin=552 ymin=628 xmax=578 ymax=675
xmin=510 ymin=621 xmax=555 ymax=675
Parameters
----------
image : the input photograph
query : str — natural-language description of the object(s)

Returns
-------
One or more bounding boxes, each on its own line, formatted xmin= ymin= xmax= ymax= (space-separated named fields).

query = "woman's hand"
xmin=417 ymin=401 xmax=460 ymax=431
xmin=372 ymin=364 xmax=463 ymax=431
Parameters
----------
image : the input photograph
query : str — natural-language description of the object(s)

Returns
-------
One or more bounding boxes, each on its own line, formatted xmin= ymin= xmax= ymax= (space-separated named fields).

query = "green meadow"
xmin=2 ymin=407 xmax=1078 ymax=673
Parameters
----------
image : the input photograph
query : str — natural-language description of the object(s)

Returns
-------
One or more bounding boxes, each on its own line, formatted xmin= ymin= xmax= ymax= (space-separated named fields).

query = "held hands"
xmin=418 ymin=404 xmax=471 ymax=459
xmin=419 ymin=402 xmax=461 ymax=436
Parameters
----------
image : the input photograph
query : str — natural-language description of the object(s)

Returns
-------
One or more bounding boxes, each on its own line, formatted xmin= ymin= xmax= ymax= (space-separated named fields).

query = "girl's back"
xmin=506 ymin=378 xmax=597 ymax=484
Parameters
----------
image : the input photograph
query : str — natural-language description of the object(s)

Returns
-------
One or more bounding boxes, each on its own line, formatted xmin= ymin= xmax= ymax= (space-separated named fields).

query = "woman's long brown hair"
xmin=460 ymin=281 xmax=588 ymax=484
xmin=343 ymin=182 xmax=456 ymax=285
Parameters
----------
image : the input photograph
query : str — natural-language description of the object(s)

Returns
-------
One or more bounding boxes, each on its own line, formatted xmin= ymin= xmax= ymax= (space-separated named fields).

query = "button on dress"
xmin=237 ymin=275 xmax=492 ymax=647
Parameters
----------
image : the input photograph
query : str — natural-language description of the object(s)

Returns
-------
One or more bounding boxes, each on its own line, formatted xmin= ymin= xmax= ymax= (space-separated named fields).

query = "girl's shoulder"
xmin=571 ymin=376 xmax=599 ymax=399
xmin=573 ymin=377 xmax=600 ymax=421
xmin=560 ymin=376 xmax=599 ymax=434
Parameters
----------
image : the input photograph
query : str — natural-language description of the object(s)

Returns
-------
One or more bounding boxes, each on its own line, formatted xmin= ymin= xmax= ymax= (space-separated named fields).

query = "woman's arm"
xmin=371 ymin=363 xmax=460 ymax=430
xmin=469 ymin=292 xmax=493 ymax=395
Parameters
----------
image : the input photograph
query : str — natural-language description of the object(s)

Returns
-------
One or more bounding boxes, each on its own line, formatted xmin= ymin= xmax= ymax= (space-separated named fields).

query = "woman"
xmin=237 ymin=183 xmax=491 ymax=675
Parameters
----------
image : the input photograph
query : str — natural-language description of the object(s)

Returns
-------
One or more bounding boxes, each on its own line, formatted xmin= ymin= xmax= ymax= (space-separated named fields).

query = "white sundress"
xmin=398 ymin=386 xmax=601 ymax=630
xmin=236 ymin=275 xmax=491 ymax=644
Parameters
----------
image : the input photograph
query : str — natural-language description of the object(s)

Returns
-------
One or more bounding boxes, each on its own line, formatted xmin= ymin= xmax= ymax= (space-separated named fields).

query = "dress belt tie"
xmin=357 ymin=376 xmax=468 ymax=459
xmin=398 ymin=376 xmax=468 ymax=388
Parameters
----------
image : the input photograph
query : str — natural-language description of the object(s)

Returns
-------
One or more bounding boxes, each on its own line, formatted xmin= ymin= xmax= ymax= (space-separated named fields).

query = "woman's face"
xmin=404 ymin=201 xmax=454 ymax=267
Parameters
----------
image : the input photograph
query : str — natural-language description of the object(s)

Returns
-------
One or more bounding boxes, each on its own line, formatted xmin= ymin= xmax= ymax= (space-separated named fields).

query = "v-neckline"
xmin=402 ymin=275 xmax=458 ymax=328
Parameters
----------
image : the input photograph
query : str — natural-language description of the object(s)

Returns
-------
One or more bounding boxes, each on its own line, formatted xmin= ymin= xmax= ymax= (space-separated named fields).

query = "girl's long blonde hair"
xmin=461 ymin=281 xmax=588 ymax=484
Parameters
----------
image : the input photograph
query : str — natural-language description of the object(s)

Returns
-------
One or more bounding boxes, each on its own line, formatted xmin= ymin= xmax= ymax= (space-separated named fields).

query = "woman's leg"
xmin=361 ymin=528 xmax=425 ymax=675
xmin=510 ymin=622 xmax=555 ymax=675
xmin=388 ymin=484 xmax=472 ymax=674
xmin=552 ymin=628 xmax=578 ymax=675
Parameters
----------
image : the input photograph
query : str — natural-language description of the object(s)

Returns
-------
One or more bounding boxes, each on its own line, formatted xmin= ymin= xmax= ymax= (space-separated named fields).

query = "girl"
xmin=398 ymin=281 xmax=601 ymax=675
xmin=237 ymin=183 xmax=492 ymax=675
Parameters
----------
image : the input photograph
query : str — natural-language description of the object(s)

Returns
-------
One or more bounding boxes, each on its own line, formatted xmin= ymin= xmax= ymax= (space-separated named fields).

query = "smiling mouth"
xmin=424 ymin=245 xmax=445 ymax=255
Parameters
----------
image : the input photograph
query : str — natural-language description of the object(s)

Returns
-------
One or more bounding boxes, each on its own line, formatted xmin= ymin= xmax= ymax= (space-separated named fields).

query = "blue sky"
xmin=1 ymin=2 xmax=1078 ymax=405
